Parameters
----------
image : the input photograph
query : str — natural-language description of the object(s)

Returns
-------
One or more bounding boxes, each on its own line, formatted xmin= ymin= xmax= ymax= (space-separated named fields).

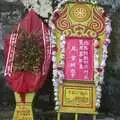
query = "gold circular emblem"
xmin=69 ymin=4 xmax=91 ymax=22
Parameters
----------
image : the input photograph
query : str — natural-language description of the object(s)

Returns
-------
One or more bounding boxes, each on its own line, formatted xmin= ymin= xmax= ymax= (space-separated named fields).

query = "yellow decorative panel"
xmin=13 ymin=104 xmax=33 ymax=120
xmin=13 ymin=92 xmax=35 ymax=120
xmin=59 ymin=82 xmax=96 ymax=113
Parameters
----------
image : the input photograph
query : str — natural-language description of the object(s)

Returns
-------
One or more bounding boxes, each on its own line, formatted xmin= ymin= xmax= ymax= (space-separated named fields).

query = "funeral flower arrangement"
xmin=49 ymin=0 xmax=112 ymax=110
xmin=6 ymin=27 xmax=45 ymax=94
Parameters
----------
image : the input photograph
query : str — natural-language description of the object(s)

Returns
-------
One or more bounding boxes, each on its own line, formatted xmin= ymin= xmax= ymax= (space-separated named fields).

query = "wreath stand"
xmin=13 ymin=93 xmax=35 ymax=120
xmin=50 ymin=0 xmax=111 ymax=120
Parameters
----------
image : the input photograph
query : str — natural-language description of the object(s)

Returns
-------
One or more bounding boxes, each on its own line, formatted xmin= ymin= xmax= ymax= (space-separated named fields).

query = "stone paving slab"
xmin=97 ymin=118 xmax=114 ymax=120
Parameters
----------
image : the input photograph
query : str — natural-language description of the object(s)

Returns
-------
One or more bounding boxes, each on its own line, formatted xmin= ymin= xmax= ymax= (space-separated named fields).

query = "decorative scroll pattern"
xmin=55 ymin=5 xmax=71 ymax=31
xmin=56 ymin=16 xmax=71 ymax=31
xmin=63 ymin=24 xmax=97 ymax=38
xmin=88 ymin=7 xmax=105 ymax=33
xmin=54 ymin=3 xmax=105 ymax=34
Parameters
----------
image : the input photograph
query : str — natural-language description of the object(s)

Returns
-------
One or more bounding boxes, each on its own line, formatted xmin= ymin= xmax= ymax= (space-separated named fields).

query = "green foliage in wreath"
xmin=13 ymin=29 xmax=44 ymax=73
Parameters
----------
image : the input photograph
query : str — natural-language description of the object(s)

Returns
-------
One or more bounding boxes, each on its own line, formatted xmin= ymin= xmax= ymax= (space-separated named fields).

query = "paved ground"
xmin=97 ymin=118 xmax=114 ymax=120
xmin=0 ymin=109 xmax=116 ymax=120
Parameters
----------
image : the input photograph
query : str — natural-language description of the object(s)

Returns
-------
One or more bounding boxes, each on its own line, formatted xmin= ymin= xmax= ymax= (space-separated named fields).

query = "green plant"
xmin=13 ymin=29 xmax=44 ymax=73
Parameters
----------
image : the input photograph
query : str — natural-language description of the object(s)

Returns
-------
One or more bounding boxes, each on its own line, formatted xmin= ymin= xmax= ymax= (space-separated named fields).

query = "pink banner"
xmin=64 ymin=37 xmax=94 ymax=81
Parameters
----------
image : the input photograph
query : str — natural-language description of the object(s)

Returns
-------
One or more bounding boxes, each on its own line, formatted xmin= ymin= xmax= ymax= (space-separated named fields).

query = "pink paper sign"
xmin=64 ymin=37 xmax=94 ymax=81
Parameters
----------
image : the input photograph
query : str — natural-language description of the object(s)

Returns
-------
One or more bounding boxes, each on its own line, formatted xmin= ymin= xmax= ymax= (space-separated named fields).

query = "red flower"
xmin=53 ymin=46 xmax=58 ymax=52
xmin=97 ymin=68 xmax=103 ymax=72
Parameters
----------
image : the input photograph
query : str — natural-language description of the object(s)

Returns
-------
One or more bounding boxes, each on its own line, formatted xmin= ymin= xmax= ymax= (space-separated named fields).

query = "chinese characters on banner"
xmin=64 ymin=37 xmax=94 ymax=81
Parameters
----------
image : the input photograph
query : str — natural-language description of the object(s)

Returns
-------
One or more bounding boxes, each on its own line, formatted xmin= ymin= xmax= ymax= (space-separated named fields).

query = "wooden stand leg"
xmin=75 ymin=113 xmax=78 ymax=120
xmin=93 ymin=115 xmax=96 ymax=120
xmin=13 ymin=92 xmax=35 ymax=120
xmin=57 ymin=112 xmax=61 ymax=120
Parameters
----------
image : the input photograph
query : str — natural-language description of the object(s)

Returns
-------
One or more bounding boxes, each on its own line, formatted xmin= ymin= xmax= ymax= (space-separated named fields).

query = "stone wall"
xmin=101 ymin=7 xmax=120 ymax=116
xmin=0 ymin=1 xmax=24 ymax=116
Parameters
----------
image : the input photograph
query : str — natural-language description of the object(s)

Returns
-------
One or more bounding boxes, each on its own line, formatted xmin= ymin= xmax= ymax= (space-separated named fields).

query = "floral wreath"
xmin=49 ymin=0 xmax=112 ymax=110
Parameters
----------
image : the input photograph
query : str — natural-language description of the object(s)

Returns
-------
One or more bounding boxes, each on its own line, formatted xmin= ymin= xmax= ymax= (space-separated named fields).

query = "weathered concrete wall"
xmin=101 ymin=7 xmax=120 ymax=115
xmin=0 ymin=1 xmax=24 ymax=117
